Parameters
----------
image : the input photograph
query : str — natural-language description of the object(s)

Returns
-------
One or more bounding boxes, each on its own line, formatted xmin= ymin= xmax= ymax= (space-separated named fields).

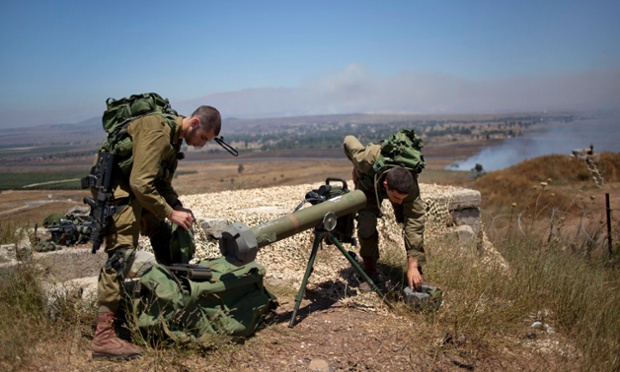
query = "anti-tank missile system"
xmin=219 ymin=178 xmax=366 ymax=265
xmin=219 ymin=178 xmax=401 ymax=325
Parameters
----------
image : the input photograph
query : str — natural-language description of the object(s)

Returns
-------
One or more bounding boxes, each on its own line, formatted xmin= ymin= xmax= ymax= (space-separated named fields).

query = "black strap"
xmin=214 ymin=136 xmax=238 ymax=156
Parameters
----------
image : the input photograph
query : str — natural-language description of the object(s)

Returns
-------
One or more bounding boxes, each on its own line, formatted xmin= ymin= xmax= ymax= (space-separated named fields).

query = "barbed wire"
xmin=484 ymin=204 xmax=618 ymax=248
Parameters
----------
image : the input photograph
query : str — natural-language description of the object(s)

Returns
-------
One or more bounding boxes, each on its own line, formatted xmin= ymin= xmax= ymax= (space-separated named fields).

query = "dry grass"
xmin=0 ymin=264 xmax=48 ymax=371
xmin=1 ymin=153 xmax=620 ymax=371
xmin=457 ymin=153 xmax=619 ymax=213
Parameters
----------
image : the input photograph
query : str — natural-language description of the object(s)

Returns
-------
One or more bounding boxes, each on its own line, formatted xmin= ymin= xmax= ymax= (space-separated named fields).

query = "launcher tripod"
xmin=288 ymin=213 xmax=394 ymax=328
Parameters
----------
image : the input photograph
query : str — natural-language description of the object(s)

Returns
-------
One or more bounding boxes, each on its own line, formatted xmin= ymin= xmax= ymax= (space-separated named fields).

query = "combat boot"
xmin=92 ymin=312 xmax=143 ymax=361
xmin=359 ymin=257 xmax=378 ymax=293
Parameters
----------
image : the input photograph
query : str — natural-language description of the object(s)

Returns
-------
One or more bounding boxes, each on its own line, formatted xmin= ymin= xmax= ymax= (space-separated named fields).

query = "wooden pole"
xmin=606 ymin=193 xmax=612 ymax=257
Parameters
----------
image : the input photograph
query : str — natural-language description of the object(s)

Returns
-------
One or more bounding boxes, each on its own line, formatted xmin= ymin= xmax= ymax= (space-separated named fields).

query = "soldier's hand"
xmin=407 ymin=257 xmax=423 ymax=290
xmin=168 ymin=209 xmax=195 ymax=230
xmin=176 ymin=205 xmax=196 ymax=220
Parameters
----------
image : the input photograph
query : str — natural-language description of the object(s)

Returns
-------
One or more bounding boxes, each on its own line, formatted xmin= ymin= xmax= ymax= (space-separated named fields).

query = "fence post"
xmin=606 ymin=193 xmax=612 ymax=257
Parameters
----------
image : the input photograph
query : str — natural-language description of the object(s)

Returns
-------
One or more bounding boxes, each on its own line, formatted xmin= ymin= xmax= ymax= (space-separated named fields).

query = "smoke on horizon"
xmin=451 ymin=116 xmax=620 ymax=172
xmin=3 ymin=64 xmax=619 ymax=129
xmin=176 ymin=64 xmax=620 ymax=119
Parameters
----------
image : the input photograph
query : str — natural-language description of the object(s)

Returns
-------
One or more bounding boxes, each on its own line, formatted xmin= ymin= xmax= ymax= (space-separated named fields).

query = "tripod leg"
xmin=289 ymin=232 xmax=322 ymax=327
xmin=329 ymin=235 xmax=394 ymax=310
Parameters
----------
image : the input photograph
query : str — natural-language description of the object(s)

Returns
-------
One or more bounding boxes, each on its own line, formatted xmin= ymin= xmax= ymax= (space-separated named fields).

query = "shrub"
xmin=0 ymin=264 xmax=47 ymax=371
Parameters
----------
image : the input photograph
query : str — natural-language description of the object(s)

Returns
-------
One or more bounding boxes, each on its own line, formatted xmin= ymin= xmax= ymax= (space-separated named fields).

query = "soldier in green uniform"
xmin=91 ymin=105 xmax=221 ymax=360
xmin=343 ymin=135 xmax=426 ymax=293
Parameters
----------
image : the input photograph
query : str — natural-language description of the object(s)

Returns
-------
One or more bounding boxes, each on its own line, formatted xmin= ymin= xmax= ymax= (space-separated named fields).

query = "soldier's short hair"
xmin=385 ymin=167 xmax=414 ymax=195
xmin=191 ymin=105 xmax=221 ymax=136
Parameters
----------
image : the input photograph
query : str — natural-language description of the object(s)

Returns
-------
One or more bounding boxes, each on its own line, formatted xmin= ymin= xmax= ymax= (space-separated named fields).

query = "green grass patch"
xmin=0 ymin=169 xmax=199 ymax=190
xmin=0 ymin=145 xmax=81 ymax=159
xmin=174 ymin=170 xmax=198 ymax=176
xmin=0 ymin=171 xmax=88 ymax=190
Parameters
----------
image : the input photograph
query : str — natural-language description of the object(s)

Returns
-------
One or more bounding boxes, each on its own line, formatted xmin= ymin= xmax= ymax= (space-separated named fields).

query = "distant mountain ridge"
xmin=0 ymin=116 xmax=104 ymax=148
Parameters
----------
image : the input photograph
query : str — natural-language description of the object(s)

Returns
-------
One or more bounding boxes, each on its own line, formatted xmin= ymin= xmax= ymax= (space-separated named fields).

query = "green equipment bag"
xmin=133 ymin=256 xmax=278 ymax=344
xmin=149 ymin=222 xmax=196 ymax=265
xmin=373 ymin=129 xmax=425 ymax=175
xmin=100 ymin=92 xmax=179 ymax=174
xmin=169 ymin=223 xmax=195 ymax=265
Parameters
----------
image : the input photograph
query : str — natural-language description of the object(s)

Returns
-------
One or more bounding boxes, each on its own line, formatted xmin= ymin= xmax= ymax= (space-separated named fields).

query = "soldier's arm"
xmin=403 ymin=195 xmax=426 ymax=289
xmin=343 ymin=135 xmax=377 ymax=174
xmin=155 ymin=156 xmax=179 ymax=208
xmin=403 ymin=196 xmax=425 ymax=253
xmin=128 ymin=116 xmax=174 ymax=220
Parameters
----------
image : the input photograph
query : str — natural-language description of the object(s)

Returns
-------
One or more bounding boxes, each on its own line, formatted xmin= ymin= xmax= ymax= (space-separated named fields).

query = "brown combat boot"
xmin=359 ymin=257 xmax=378 ymax=293
xmin=92 ymin=312 xmax=143 ymax=361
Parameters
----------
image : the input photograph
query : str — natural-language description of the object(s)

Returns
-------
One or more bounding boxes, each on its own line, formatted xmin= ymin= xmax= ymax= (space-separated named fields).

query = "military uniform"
xmin=343 ymin=135 xmax=426 ymax=264
xmin=97 ymin=113 xmax=184 ymax=312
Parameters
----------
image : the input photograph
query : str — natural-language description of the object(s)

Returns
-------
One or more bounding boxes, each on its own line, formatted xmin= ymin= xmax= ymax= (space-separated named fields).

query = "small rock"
xmin=309 ymin=358 xmax=332 ymax=372
xmin=266 ymin=277 xmax=286 ymax=286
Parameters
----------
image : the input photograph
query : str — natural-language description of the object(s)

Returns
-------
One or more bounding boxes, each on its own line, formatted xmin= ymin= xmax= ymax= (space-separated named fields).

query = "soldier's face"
xmin=384 ymin=180 xmax=408 ymax=205
xmin=187 ymin=125 xmax=216 ymax=148
xmin=386 ymin=188 xmax=408 ymax=205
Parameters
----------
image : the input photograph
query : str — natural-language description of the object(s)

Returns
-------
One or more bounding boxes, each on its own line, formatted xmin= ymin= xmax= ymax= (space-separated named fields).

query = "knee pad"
xmin=104 ymin=248 xmax=136 ymax=277
xmin=357 ymin=210 xmax=378 ymax=239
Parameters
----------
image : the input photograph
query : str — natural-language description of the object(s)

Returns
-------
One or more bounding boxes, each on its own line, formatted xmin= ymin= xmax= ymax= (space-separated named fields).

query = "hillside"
xmin=1 ymin=147 xmax=619 ymax=371
xmin=444 ymin=152 xmax=620 ymax=260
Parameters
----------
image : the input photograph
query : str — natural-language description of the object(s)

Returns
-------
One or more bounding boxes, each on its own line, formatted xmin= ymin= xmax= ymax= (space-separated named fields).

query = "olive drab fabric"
xmin=373 ymin=129 xmax=425 ymax=175
xmin=169 ymin=223 xmax=195 ymax=265
xmin=43 ymin=213 xmax=65 ymax=228
xmin=133 ymin=257 xmax=278 ymax=343
xmin=100 ymin=92 xmax=179 ymax=174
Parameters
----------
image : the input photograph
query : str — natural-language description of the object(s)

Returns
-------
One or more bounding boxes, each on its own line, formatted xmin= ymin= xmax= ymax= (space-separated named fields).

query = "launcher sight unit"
xmin=297 ymin=178 xmax=357 ymax=245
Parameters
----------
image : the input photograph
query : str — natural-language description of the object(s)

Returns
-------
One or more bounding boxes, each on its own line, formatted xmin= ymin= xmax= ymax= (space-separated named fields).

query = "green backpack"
xmin=132 ymin=256 xmax=278 ymax=344
xmin=373 ymin=129 xmax=425 ymax=175
xmin=100 ymin=92 xmax=179 ymax=174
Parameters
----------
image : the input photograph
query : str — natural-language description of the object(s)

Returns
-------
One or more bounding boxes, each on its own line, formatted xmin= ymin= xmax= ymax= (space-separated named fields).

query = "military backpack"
xmin=100 ymin=92 xmax=179 ymax=174
xmin=373 ymin=129 xmax=425 ymax=176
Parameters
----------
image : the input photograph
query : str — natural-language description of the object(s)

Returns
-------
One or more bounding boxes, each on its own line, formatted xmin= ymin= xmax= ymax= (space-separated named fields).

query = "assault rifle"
xmin=81 ymin=152 xmax=117 ymax=254
xmin=47 ymin=219 xmax=77 ymax=245
xmin=47 ymin=219 xmax=92 ymax=246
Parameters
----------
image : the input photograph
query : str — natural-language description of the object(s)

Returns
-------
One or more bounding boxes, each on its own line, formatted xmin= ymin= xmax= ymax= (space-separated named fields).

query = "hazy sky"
xmin=1 ymin=0 xmax=619 ymax=129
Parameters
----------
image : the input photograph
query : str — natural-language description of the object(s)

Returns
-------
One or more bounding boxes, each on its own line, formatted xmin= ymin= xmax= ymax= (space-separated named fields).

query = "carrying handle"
xmin=214 ymin=136 xmax=238 ymax=157
xmin=325 ymin=177 xmax=348 ymax=191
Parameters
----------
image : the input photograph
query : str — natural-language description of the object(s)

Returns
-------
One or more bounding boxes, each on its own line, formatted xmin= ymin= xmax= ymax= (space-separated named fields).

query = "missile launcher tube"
xmin=219 ymin=189 xmax=367 ymax=265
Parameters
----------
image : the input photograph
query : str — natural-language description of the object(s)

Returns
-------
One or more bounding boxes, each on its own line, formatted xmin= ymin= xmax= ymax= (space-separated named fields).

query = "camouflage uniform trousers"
xmin=97 ymin=197 xmax=172 ymax=312
xmin=356 ymin=191 xmax=382 ymax=261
